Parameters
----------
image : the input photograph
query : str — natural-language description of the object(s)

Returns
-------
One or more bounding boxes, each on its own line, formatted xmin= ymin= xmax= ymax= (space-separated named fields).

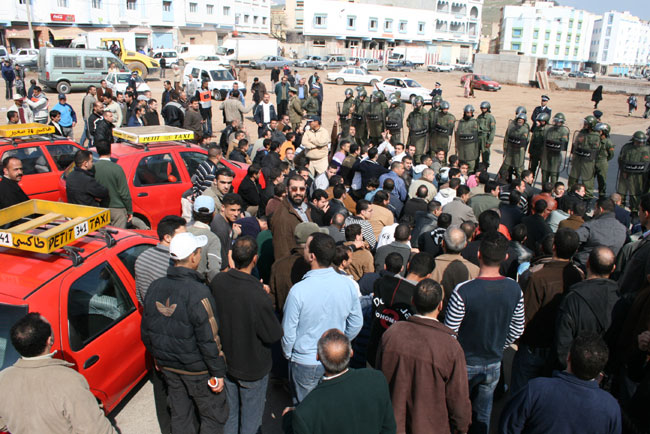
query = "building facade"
xmin=498 ymin=1 xmax=597 ymax=72
xmin=589 ymin=11 xmax=650 ymax=74
xmin=284 ymin=0 xmax=482 ymax=65
xmin=0 ymin=0 xmax=270 ymax=51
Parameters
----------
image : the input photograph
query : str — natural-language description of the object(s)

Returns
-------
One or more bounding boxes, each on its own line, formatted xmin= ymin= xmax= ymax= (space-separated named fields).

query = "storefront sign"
xmin=50 ymin=13 xmax=75 ymax=22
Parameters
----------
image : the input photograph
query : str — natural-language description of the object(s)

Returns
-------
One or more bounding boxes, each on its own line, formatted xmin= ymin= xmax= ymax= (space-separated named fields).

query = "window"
xmin=46 ymin=144 xmax=78 ymax=170
xmin=531 ymin=43 xmax=537 ymax=54
xmin=262 ymin=17 xmax=267 ymax=25
xmin=347 ymin=16 xmax=356 ymax=30
xmin=162 ymin=0 xmax=170 ymax=11
xmin=92 ymin=0 xmax=101 ymax=8
xmin=575 ymin=35 xmax=580 ymax=43
xmin=545 ymin=31 xmax=550 ymax=40
xmin=606 ymin=27 xmax=611 ymax=36
xmin=117 ymin=244 xmax=154 ymax=278
xmin=399 ymin=20 xmax=407 ymax=33
xmin=569 ymin=18 xmax=573 ymax=28
xmin=511 ymin=42 xmax=521 ymax=51
xmin=253 ymin=16 xmax=258 ymax=24
xmin=554 ymin=46 xmax=560 ymax=55
xmin=189 ymin=2 xmax=197 ymax=12
xmin=0 ymin=304 xmax=29 ymax=370
xmin=533 ymin=29 xmax=539 ymax=39
xmin=556 ymin=32 xmax=561 ymax=42
xmin=369 ymin=18 xmax=378 ymax=31
xmin=57 ymin=0 xmax=68 ymax=6
xmin=296 ymin=0 xmax=304 ymax=7
xmin=84 ymin=56 xmax=105 ymax=69
xmin=418 ymin=22 xmax=425 ymax=34
xmin=126 ymin=0 xmax=136 ymax=10
xmin=312 ymin=40 xmax=325 ymax=47
xmin=574 ymin=47 xmax=578 ymax=56
xmin=180 ymin=152 xmax=207 ymax=179
xmin=607 ymin=14 xmax=613 ymax=24
xmin=296 ymin=19 xmax=303 ymax=27
xmin=134 ymin=154 xmax=181 ymax=186
xmin=565 ymin=47 xmax=569 ymax=56
xmin=53 ymin=55 xmax=81 ymax=68
xmin=512 ymin=28 xmax=522 ymax=38
xmin=207 ymin=4 xmax=214 ymax=14
xmin=2 ymin=147 xmax=50 ymax=175
xmin=67 ymin=262 xmax=135 ymax=351
xmin=244 ymin=14 xmax=249 ymax=23
xmin=223 ymin=6 xmax=230 ymax=15
xmin=314 ymin=14 xmax=327 ymax=28
xmin=543 ymin=45 xmax=549 ymax=54
xmin=566 ymin=33 xmax=571 ymax=42
xmin=384 ymin=19 xmax=393 ymax=32
xmin=577 ymin=21 xmax=582 ymax=30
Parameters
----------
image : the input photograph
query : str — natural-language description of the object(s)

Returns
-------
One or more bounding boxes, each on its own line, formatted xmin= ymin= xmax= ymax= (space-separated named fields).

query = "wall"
xmin=474 ymin=52 xmax=537 ymax=84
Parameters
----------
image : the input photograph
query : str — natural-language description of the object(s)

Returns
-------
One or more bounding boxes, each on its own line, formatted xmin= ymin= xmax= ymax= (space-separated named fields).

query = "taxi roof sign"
xmin=0 ymin=123 xmax=56 ymax=138
xmin=0 ymin=200 xmax=110 ymax=254
xmin=112 ymin=126 xmax=195 ymax=144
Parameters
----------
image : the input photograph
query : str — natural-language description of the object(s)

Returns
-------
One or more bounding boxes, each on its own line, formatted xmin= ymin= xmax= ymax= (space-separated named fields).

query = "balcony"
xmin=437 ymin=1 xmax=449 ymax=13
xmin=451 ymin=3 xmax=467 ymax=16
xmin=436 ymin=20 xmax=448 ymax=32
xmin=450 ymin=21 xmax=465 ymax=33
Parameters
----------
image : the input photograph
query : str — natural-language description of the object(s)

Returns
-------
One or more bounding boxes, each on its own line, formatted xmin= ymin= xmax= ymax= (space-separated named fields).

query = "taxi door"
xmin=58 ymin=249 xmax=147 ymax=412
xmin=1 ymin=144 xmax=62 ymax=201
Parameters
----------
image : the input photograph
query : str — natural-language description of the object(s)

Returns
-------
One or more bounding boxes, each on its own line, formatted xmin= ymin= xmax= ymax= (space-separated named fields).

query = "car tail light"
xmin=46 ymin=72 xmax=50 ymax=80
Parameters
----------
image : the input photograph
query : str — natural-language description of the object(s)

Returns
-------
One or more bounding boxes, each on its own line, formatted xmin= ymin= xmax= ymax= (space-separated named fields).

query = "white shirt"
xmin=376 ymin=140 xmax=395 ymax=156
xmin=313 ymin=172 xmax=329 ymax=191
xmin=260 ymin=102 xmax=272 ymax=123
xmin=391 ymin=152 xmax=406 ymax=163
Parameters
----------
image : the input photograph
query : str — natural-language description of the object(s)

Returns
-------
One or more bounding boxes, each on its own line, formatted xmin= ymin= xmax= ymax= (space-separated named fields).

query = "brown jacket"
xmin=0 ymin=357 xmax=116 ymax=434
xmin=269 ymin=247 xmax=310 ymax=311
xmin=379 ymin=316 xmax=471 ymax=434
xmin=344 ymin=241 xmax=375 ymax=280
xmin=558 ymin=215 xmax=584 ymax=230
xmin=368 ymin=204 xmax=395 ymax=239
xmin=431 ymin=253 xmax=479 ymax=315
xmin=270 ymin=197 xmax=312 ymax=260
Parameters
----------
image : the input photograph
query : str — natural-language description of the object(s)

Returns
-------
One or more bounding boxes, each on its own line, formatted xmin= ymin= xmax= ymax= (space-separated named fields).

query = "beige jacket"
xmin=0 ymin=356 xmax=116 ymax=434
xmin=219 ymin=98 xmax=252 ymax=124
xmin=408 ymin=179 xmax=437 ymax=202
xmin=302 ymin=127 xmax=330 ymax=161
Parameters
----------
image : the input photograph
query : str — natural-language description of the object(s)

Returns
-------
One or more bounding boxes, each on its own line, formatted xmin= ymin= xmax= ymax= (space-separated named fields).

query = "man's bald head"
xmin=332 ymin=212 xmax=346 ymax=228
xmin=317 ymin=329 xmax=352 ymax=374
xmin=422 ymin=168 xmax=435 ymax=182
xmin=443 ymin=226 xmax=467 ymax=253
xmin=587 ymin=246 xmax=615 ymax=278
xmin=609 ymin=193 xmax=622 ymax=206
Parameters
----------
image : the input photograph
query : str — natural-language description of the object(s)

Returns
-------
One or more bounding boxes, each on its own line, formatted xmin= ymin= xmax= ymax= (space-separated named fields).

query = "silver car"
xmin=249 ymin=56 xmax=293 ymax=70
xmin=315 ymin=55 xmax=348 ymax=70
xmin=294 ymin=55 xmax=326 ymax=68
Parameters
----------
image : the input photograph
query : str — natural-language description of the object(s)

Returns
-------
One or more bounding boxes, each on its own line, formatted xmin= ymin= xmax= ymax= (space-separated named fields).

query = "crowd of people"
xmin=2 ymin=65 xmax=650 ymax=434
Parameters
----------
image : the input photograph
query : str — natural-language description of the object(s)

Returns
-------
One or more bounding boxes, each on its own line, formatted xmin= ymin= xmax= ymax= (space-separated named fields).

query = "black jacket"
xmin=88 ymin=112 xmax=102 ymax=137
xmin=141 ymin=266 xmax=227 ymax=377
xmin=355 ymin=159 xmax=389 ymax=190
xmin=66 ymin=167 xmax=108 ymax=206
xmin=261 ymin=151 xmax=282 ymax=170
xmin=229 ymin=149 xmax=248 ymax=163
xmin=161 ymin=102 xmax=185 ymax=127
xmin=0 ymin=176 xmax=29 ymax=209
xmin=93 ymin=119 xmax=114 ymax=144
xmin=210 ymin=269 xmax=283 ymax=380
xmin=238 ymin=176 xmax=261 ymax=210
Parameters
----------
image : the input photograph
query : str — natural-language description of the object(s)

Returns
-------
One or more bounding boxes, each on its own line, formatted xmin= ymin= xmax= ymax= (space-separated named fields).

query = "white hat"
xmin=169 ymin=232 xmax=207 ymax=261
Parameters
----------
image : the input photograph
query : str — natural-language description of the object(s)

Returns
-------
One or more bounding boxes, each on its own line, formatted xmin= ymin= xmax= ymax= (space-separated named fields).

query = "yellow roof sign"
xmin=0 ymin=200 xmax=110 ymax=254
xmin=112 ymin=126 xmax=194 ymax=144
xmin=0 ymin=123 xmax=56 ymax=138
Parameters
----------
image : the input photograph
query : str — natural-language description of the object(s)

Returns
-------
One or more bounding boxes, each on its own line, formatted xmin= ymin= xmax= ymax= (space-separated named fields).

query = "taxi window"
xmin=117 ymin=243 xmax=156 ymax=278
xmin=46 ymin=144 xmax=79 ymax=171
xmin=68 ymin=262 xmax=135 ymax=351
xmin=134 ymin=153 xmax=181 ymax=186
xmin=2 ymin=146 xmax=51 ymax=175
xmin=180 ymin=151 xmax=207 ymax=179
xmin=0 ymin=304 xmax=29 ymax=370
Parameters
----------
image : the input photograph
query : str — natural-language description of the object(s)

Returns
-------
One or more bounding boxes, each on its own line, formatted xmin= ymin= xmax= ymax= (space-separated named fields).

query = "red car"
xmin=460 ymin=74 xmax=501 ymax=91
xmin=58 ymin=138 xmax=263 ymax=229
xmin=0 ymin=124 xmax=84 ymax=201
xmin=0 ymin=202 xmax=157 ymax=414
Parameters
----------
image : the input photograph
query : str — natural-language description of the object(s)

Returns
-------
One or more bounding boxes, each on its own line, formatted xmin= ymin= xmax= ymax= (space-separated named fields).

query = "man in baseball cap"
xmin=169 ymin=231 xmax=208 ymax=261
xmin=9 ymin=93 xmax=33 ymax=123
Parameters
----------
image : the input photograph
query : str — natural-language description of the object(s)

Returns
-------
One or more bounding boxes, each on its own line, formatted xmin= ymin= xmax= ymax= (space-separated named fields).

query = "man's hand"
xmin=638 ymin=331 xmax=650 ymax=352
xmin=282 ymin=407 xmax=295 ymax=416
xmin=209 ymin=377 xmax=225 ymax=393
xmin=232 ymin=223 xmax=242 ymax=238
xmin=486 ymin=142 xmax=492 ymax=148
xmin=321 ymin=202 xmax=330 ymax=214
xmin=127 ymin=214 xmax=133 ymax=223
xmin=258 ymin=123 xmax=263 ymax=127
xmin=262 ymin=282 xmax=271 ymax=294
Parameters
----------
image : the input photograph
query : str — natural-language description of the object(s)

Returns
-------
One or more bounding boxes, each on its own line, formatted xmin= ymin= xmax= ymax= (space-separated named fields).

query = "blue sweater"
xmin=499 ymin=371 xmax=621 ymax=434
xmin=282 ymin=267 xmax=363 ymax=365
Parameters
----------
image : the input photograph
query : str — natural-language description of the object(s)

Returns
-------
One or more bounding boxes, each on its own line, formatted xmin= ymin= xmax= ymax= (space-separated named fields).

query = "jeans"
xmin=510 ymin=345 xmax=550 ymax=394
xmin=467 ymin=361 xmax=501 ymax=434
xmin=80 ymin=119 xmax=91 ymax=148
xmin=288 ymin=361 xmax=325 ymax=404
xmin=4 ymin=80 xmax=13 ymax=99
xmin=201 ymin=107 xmax=213 ymax=137
xmin=224 ymin=374 xmax=268 ymax=434
xmin=162 ymin=370 xmax=228 ymax=434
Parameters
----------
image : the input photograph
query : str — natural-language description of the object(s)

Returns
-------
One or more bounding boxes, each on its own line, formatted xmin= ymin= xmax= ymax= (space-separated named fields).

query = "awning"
xmin=6 ymin=28 xmax=34 ymax=39
xmin=49 ymin=26 xmax=83 ymax=40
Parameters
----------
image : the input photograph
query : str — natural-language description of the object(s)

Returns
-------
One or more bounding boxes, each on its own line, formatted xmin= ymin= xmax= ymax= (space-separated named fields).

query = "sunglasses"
xmin=290 ymin=186 xmax=306 ymax=192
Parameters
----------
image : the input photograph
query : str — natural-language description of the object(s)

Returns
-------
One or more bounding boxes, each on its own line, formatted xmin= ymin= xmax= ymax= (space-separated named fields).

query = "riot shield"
xmin=455 ymin=121 xmax=479 ymax=160
xmin=543 ymin=125 xmax=571 ymax=173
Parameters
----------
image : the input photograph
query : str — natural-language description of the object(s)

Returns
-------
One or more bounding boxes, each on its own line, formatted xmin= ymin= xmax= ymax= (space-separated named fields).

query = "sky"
xmin=558 ymin=0 xmax=648 ymax=20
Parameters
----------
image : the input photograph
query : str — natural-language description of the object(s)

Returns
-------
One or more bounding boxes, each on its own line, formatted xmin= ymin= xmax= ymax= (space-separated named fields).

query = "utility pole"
xmin=25 ymin=0 xmax=35 ymax=49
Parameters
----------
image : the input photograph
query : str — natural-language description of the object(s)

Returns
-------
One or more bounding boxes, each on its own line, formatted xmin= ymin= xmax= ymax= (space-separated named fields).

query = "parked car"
xmin=182 ymin=62 xmax=245 ymax=100
xmin=326 ymin=67 xmax=381 ymax=86
xmin=194 ymin=55 xmax=230 ymax=66
xmin=10 ymin=48 xmax=39 ymax=68
xmin=105 ymin=72 xmax=151 ymax=94
xmin=293 ymin=55 xmax=326 ymax=68
xmin=358 ymin=58 xmax=382 ymax=71
xmin=460 ymin=74 xmax=501 ymax=91
xmin=386 ymin=60 xmax=416 ymax=72
xmin=249 ymin=56 xmax=292 ymax=70
xmin=152 ymin=49 xmax=179 ymax=67
xmin=550 ymin=68 xmax=567 ymax=76
xmin=0 ymin=45 xmax=8 ymax=62
xmin=427 ymin=63 xmax=454 ymax=72
xmin=454 ymin=63 xmax=473 ymax=72
xmin=375 ymin=77 xmax=432 ymax=104
xmin=315 ymin=55 xmax=349 ymax=70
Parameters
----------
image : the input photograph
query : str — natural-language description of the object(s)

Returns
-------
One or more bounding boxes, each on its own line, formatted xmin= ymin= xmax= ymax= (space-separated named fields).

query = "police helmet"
xmin=440 ymin=101 xmax=450 ymax=110
xmin=536 ymin=112 xmax=550 ymax=123
xmin=584 ymin=115 xmax=597 ymax=129
xmin=516 ymin=113 xmax=527 ymax=121
xmin=355 ymin=85 xmax=364 ymax=93
xmin=595 ymin=123 xmax=611 ymax=137
xmin=464 ymin=104 xmax=475 ymax=113
xmin=480 ymin=101 xmax=491 ymax=110
xmin=394 ymin=90 xmax=402 ymax=98
xmin=632 ymin=130 xmax=647 ymax=143
xmin=516 ymin=106 xmax=527 ymax=115
xmin=553 ymin=112 xmax=566 ymax=124
xmin=345 ymin=88 xmax=354 ymax=97
xmin=414 ymin=95 xmax=424 ymax=105
xmin=389 ymin=97 xmax=399 ymax=106
xmin=358 ymin=89 xmax=367 ymax=98
xmin=433 ymin=95 xmax=442 ymax=104
xmin=310 ymin=88 xmax=319 ymax=96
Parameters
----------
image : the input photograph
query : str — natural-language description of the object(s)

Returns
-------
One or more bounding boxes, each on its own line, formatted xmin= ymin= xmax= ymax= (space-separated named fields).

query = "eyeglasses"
xmin=290 ymin=186 xmax=306 ymax=192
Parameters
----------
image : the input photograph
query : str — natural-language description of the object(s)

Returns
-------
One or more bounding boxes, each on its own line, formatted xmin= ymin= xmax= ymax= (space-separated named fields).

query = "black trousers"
xmin=162 ymin=370 xmax=228 ymax=434
xmin=278 ymin=99 xmax=288 ymax=117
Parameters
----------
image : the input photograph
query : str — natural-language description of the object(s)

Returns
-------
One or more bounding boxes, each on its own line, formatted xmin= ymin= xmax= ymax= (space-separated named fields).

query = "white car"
xmin=105 ymin=72 xmax=151 ymax=94
xmin=427 ymin=63 xmax=453 ymax=72
xmin=10 ymin=48 xmax=38 ymax=67
xmin=326 ymin=67 xmax=381 ymax=86
xmin=152 ymin=49 xmax=179 ymax=67
xmin=375 ymin=77 xmax=432 ymax=104
xmin=194 ymin=55 xmax=230 ymax=66
xmin=550 ymin=68 xmax=567 ymax=76
xmin=182 ymin=62 xmax=245 ymax=100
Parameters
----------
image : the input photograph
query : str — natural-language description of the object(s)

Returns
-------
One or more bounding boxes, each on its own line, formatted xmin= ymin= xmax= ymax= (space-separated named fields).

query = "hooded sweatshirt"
xmin=434 ymin=187 xmax=457 ymax=207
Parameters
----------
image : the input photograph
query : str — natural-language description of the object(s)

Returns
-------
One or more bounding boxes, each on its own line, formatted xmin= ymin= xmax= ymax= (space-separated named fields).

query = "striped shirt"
xmin=445 ymin=276 xmax=525 ymax=365
xmin=135 ymin=243 xmax=172 ymax=304
xmin=343 ymin=215 xmax=377 ymax=249
xmin=192 ymin=160 xmax=218 ymax=197
xmin=499 ymin=189 xmax=528 ymax=214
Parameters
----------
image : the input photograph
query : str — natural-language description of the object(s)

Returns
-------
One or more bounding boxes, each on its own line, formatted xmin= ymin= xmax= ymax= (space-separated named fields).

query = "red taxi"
xmin=57 ymin=126 xmax=262 ymax=229
xmin=460 ymin=73 xmax=502 ymax=91
xmin=0 ymin=200 xmax=157 ymax=414
xmin=0 ymin=124 xmax=84 ymax=201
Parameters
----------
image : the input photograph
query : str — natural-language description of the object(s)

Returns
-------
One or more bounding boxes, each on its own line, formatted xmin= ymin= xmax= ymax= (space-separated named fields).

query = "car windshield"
xmin=404 ymin=79 xmax=421 ymax=88
xmin=480 ymin=76 xmax=492 ymax=81
xmin=210 ymin=70 xmax=235 ymax=81
xmin=0 ymin=304 xmax=29 ymax=370
xmin=116 ymin=73 xmax=144 ymax=83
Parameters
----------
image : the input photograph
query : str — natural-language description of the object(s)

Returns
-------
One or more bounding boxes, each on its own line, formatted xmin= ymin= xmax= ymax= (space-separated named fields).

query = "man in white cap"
xmin=141 ymin=231 xmax=228 ymax=434
xmin=187 ymin=195 xmax=222 ymax=282
xmin=8 ymin=94 xmax=33 ymax=124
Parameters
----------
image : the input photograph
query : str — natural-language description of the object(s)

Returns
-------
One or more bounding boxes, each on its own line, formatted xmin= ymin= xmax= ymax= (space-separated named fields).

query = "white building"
xmin=589 ymin=11 xmax=650 ymax=74
xmin=499 ymin=1 xmax=597 ymax=72
xmin=0 ymin=0 xmax=270 ymax=50
xmin=288 ymin=0 xmax=482 ymax=65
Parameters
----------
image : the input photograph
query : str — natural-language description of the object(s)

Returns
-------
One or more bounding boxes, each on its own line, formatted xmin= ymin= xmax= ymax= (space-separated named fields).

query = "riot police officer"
xmin=367 ymin=91 xmax=386 ymax=145
xmin=476 ymin=101 xmax=496 ymax=168
xmin=617 ymin=131 xmax=650 ymax=213
xmin=385 ymin=97 xmax=403 ymax=145
xmin=427 ymin=95 xmax=443 ymax=157
xmin=353 ymin=89 xmax=369 ymax=142
xmin=302 ymin=88 xmax=320 ymax=117
xmin=339 ymin=88 xmax=355 ymax=135
xmin=499 ymin=112 xmax=530 ymax=181
xmin=455 ymin=105 xmax=479 ymax=172
xmin=541 ymin=112 xmax=570 ymax=184
xmin=594 ymin=122 xmax=615 ymax=197
xmin=393 ymin=90 xmax=406 ymax=116
xmin=406 ymin=96 xmax=428 ymax=163
xmin=568 ymin=115 xmax=601 ymax=198
xmin=528 ymin=112 xmax=550 ymax=175
xmin=431 ymin=100 xmax=455 ymax=160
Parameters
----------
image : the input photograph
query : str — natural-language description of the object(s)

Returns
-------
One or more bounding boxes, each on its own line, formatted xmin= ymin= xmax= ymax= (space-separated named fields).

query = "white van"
xmin=182 ymin=62 xmax=245 ymax=100
xmin=176 ymin=45 xmax=216 ymax=66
